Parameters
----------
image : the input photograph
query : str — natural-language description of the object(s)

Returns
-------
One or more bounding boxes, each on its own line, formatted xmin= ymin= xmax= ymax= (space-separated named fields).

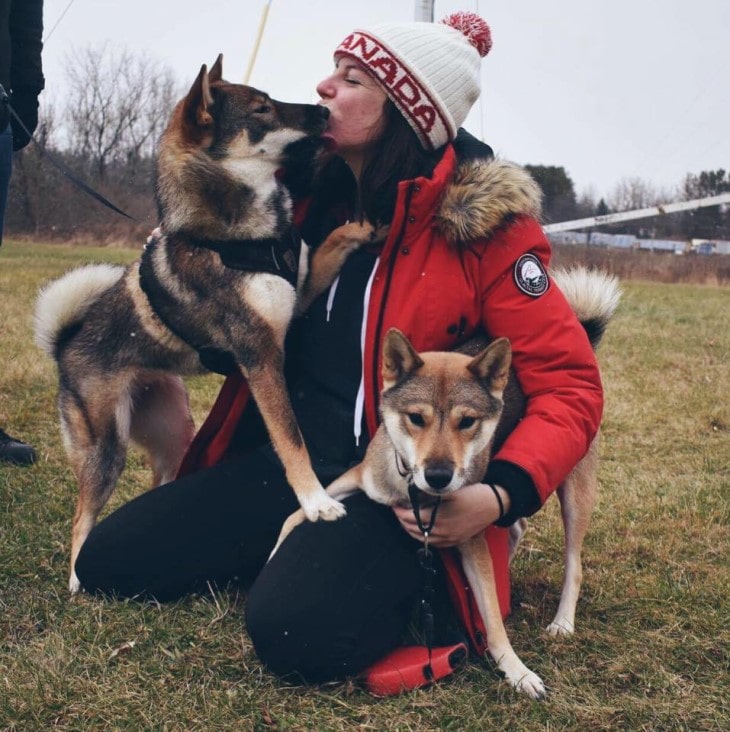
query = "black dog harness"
xmin=197 ymin=227 xmax=301 ymax=288
xmin=138 ymin=230 xmax=302 ymax=375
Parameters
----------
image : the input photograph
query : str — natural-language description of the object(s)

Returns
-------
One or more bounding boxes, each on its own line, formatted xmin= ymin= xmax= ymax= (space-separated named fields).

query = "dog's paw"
xmin=512 ymin=669 xmax=547 ymax=701
xmin=301 ymin=490 xmax=347 ymax=522
xmin=69 ymin=572 xmax=82 ymax=595
xmin=369 ymin=223 xmax=390 ymax=243
xmin=498 ymin=656 xmax=546 ymax=701
xmin=546 ymin=617 xmax=575 ymax=636
xmin=339 ymin=221 xmax=389 ymax=247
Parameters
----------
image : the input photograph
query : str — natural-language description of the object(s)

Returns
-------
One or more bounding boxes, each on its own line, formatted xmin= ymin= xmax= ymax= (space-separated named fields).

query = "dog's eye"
xmin=407 ymin=413 xmax=425 ymax=427
xmin=458 ymin=416 xmax=477 ymax=430
xmin=253 ymin=105 xmax=272 ymax=114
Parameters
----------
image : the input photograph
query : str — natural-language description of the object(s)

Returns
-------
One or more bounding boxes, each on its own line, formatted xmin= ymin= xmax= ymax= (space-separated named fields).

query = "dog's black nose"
xmin=318 ymin=106 xmax=330 ymax=120
xmin=424 ymin=466 xmax=453 ymax=491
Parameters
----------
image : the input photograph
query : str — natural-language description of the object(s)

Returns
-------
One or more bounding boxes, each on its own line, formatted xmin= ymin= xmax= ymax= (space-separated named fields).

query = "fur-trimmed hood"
xmin=436 ymin=157 xmax=543 ymax=243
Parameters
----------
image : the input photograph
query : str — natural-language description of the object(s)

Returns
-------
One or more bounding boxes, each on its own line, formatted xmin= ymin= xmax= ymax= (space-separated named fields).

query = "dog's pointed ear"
xmin=209 ymin=54 xmax=224 ymax=84
xmin=182 ymin=63 xmax=215 ymax=130
xmin=468 ymin=337 xmax=511 ymax=396
xmin=382 ymin=329 xmax=424 ymax=389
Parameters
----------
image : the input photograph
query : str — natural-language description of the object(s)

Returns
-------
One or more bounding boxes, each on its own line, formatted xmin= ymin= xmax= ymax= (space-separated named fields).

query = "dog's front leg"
xmin=459 ymin=535 xmax=546 ymax=700
xmin=244 ymin=362 xmax=346 ymax=523
xmin=297 ymin=221 xmax=389 ymax=314
xmin=269 ymin=471 xmax=363 ymax=560
xmin=508 ymin=518 xmax=528 ymax=564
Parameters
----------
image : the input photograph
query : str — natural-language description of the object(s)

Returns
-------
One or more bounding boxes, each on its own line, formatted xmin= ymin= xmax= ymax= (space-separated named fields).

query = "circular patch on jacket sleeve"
xmin=514 ymin=253 xmax=549 ymax=297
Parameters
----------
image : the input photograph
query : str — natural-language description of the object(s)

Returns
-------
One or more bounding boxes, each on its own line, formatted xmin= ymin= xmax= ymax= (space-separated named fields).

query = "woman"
xmin=75 ymin=12 xmax=602 ymax=686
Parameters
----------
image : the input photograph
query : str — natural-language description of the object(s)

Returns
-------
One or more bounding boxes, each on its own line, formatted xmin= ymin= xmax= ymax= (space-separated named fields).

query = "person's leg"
xmin=0 ymin=122 xmax=11 ymax=238
xmin=0 ymin=123 xmax=37 ymax=465
xmin=75 ymin=449 xmax=299 ymax=601
xmin=246 ymin=492 xmax=431 ymax=682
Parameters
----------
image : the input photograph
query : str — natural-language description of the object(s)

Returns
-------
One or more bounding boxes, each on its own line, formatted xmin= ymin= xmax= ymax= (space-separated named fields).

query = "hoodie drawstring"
xmin=353 ymin=256 xmax=380 ymax=447
xmin=325 ymin=276 xmax=339 ymax=322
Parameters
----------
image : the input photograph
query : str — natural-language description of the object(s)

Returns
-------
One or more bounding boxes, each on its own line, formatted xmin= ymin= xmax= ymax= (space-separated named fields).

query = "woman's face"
xmin=316 ymin=58 xmax=388 ymax=160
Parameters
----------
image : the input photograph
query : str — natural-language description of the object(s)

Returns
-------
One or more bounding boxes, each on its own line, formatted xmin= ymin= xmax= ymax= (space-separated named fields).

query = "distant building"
xmin=547 ymin=231 xmax=588 ymax=245
xmin=637 ymin=238 xmax=687 ymax=254
xmin=690 ymin=238 xmax=730 ymax=255
xmin=547 ymin=230 xmax=690 ymax=255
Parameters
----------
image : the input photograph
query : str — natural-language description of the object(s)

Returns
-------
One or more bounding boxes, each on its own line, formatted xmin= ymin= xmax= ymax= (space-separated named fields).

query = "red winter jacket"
xmin=177 ymin=144 xmax=603 ymax=655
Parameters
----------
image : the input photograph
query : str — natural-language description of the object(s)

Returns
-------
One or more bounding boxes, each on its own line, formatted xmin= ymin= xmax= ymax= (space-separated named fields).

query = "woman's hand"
xmin=393 ymin=482 xmax=509 ymax=548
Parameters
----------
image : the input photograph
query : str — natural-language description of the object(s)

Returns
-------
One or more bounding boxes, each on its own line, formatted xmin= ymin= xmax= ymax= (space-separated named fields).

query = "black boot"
xmin=0 ymin=429 xmax=37 ymax=466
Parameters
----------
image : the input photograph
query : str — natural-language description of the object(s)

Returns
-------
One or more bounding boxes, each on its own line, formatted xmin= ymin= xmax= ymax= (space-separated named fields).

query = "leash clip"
xmin=408 ymin=482 xmax=441 ymax=544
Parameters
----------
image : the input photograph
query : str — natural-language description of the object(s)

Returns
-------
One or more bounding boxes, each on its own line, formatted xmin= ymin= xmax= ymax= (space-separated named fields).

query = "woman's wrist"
xmin=485 ymin=482 xmax=511 ymax=523
xmin=485 ymin=461 xmax=542 ymax=526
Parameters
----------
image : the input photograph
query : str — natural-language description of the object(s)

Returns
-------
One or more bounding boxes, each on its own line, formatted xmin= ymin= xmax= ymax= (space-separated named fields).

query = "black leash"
xmin=404 ymin=470 xmax=442 ymax=681
xmin=1 ymin=84 xmax=138 ymax=222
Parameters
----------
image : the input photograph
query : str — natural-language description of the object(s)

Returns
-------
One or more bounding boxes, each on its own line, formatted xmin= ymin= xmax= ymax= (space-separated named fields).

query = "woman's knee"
xmin=245 ymin=576 xmax=410 ymax=682
xmin=245 ymin=586 xmax=340 ymax=681
xmin=74 ymin=521 xmax=186 ymax=602
xmin=245 ymin=494 xmax=422 ymax=681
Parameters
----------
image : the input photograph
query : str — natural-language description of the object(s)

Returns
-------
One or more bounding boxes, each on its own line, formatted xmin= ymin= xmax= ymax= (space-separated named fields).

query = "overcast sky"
xmin=40 ymin=0 xmax=729 ymax=200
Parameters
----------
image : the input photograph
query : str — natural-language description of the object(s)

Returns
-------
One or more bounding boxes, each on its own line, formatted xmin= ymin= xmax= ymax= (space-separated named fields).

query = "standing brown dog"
xmin=34 ymin=56 xmax=382 ymax=593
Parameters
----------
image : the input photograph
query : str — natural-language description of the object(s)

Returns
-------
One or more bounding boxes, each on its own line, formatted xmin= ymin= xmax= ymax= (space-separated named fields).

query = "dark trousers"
xmin=75 ymin=449 xmax=435 ymax=681
xmin=0 ymin=123 xmax=12 ymax=243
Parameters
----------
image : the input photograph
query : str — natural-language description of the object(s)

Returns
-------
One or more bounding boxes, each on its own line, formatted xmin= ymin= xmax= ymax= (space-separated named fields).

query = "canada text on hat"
xmin=335 ymin=12 xmax=492 ymax=150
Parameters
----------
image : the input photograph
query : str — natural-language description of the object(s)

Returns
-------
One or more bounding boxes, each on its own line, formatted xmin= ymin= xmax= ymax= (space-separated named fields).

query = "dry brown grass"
xmin=1 ymin=240 xmax=728 ymax=731
xmin=553 ymin=244 xmax=730 ymax=286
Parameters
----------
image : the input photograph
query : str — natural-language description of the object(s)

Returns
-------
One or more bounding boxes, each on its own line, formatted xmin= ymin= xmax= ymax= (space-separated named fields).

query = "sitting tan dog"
xmin=273 ymin=267 xmax=620 ymax=698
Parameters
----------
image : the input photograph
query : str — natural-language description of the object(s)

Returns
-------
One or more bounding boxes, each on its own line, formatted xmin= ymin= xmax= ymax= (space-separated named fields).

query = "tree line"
xmin=526 ymin=165 xmax=730 ymax=241
xmin=6 ymin=45 xmax=178 ymax=243
xmin=5 ymin=45 xmax=729 ymax=244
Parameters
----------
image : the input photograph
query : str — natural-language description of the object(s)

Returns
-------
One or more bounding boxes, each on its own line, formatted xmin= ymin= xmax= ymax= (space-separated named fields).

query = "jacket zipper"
xmin=369 ymin=183 xmax=416 ymax=421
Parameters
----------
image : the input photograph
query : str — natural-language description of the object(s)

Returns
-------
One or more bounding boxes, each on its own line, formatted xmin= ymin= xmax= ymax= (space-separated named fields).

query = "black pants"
xmin=75 ymin=449 xmax=435 ymax=681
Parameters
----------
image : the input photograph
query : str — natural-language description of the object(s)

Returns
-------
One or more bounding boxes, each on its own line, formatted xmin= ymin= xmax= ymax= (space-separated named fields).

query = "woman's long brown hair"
xmin=358 ymin=100 xmax=440 ymax=225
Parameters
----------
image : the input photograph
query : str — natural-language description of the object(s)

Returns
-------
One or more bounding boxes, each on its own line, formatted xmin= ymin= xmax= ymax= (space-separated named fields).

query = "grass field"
xmin=1 ymin=241 xmax=728 ymax=731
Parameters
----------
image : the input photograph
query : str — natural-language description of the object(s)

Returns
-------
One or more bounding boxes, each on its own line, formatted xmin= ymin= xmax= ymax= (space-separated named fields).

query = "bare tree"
xmin=608 ymin=177 xmax=659 ymax=213
xmin=7 ymin=49 xmax=175 ymax=242
xmin=6 ymin=100 xmax=62 ymax=234
xmin=64 ymin=44 xmax=178 ymax=182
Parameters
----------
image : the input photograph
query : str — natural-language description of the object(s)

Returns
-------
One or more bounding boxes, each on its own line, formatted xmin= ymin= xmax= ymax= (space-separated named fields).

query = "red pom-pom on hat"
xmin=441 ymin=11 xmax=492 ymax=57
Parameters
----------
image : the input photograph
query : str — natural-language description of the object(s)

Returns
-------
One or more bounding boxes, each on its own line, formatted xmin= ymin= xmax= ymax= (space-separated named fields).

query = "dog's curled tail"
xmin=34 ymin=264 xmax=126 ymax=359
xmin=552 ymin=266 xmax=622 ymax=349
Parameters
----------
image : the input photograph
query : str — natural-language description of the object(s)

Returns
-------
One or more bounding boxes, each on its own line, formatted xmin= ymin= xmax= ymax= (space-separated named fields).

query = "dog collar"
xmin=199 ymin=228 xmax=301 ymax=288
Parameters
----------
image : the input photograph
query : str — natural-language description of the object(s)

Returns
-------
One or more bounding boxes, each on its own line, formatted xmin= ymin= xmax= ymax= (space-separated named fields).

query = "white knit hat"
xmin=334 ymin=12 xmax=492 ymax=150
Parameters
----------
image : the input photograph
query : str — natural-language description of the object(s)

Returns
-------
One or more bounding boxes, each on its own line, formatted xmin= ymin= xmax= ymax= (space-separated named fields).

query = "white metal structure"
xmin=543 ymin=193 xmax=730 ymax=234
xmin=414 ymin=1 xmax=435 ymax=21
xmin=245 ymin=0 xmax=274 ymax=83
